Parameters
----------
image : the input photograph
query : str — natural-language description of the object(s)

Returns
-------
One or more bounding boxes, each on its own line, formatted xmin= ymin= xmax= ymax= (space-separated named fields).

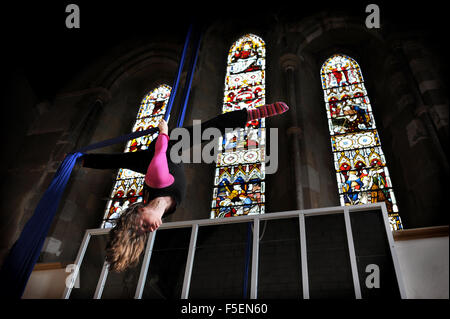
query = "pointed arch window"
xmin=320 ymin=54 xmax=403 ymax=230
xmin=101 ymin=84 xmax=172 ymax=228
xmin=210 ymin=34 xmax=266 ymax=218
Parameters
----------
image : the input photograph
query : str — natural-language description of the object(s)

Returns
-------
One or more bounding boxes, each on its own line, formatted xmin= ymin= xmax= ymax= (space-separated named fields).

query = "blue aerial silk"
xmin=0 ymin=152 xmax=83 ymax=298
xmin=0 ymin=23 xmax=202 ymax=299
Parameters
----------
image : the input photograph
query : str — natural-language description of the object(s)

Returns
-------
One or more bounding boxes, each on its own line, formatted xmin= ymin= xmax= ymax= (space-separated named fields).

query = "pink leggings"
xmin=144 ymin=133 xmax=175 ymax=188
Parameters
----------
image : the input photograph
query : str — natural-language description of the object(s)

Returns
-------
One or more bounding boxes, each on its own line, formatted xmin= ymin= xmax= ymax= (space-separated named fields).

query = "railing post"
xmin=134 ymin=230 xmax=157 ymax=299
xmin=93 ymin=261 xmax=109 ymax=299
xmin=299 ymin=212 xmax=309 ymax=299
xmin=181 ymin=224 xmax=199 ymax=299
xmin=379 ymin=203 xmax=408 ymax=299
xmin=343 ymin=207 xmax=362 ymax=299
xmin=62 ymin=231 xmax=91 ymax=299
xmin=250 ymin=218 xmax=260 ymax=299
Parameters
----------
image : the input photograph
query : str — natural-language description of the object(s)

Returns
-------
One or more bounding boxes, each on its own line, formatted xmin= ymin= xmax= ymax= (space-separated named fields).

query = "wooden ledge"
xmin=393 ymin=225 xmax=449 ymax=241
xmin=33 ymin=262 xmax=66 ymax=271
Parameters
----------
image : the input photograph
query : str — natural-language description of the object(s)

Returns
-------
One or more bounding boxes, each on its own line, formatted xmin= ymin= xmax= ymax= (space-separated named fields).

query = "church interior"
xmin=1 ymin=1 xmax=448 ymax=301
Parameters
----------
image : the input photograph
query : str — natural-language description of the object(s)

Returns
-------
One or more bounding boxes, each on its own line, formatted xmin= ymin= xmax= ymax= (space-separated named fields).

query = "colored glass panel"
xmin=101 ymin=85 xmax=171 ymax=228
xmin=217 ymin=149 xmax=265 ymax=166
xmin=211 ymin=34 xmax=266 ymax=219
xmin=219 ymin=125 xmax=265 ymax=152
xmin=321 ymin=54 xmax=402 ymax=230
xmin=227 ymin=70 xmax=265 ymax=90
xmin=331 ymin=130 xmax=380 ymax=152
xmin=213 ymin=163 xmax=265 ymax=186
xmin=212 ymin=181 xmax=265 ymax=209
xmin=211 ymin=203 xmax=265 ymax=219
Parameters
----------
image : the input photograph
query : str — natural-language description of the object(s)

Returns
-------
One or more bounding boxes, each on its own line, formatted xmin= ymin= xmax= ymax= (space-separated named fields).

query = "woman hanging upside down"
xmin=81 ymin=102 xmax=289 ymax=272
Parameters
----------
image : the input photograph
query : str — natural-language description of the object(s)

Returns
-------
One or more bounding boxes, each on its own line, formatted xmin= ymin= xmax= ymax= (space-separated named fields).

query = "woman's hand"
xmin=158 ymin=119 xmax=168 ymax=135
xmin=138 ymin=206 xmax=164 ymax=232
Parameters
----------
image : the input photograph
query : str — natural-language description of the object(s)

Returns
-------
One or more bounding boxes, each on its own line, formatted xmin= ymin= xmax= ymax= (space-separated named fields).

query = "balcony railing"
xmin=62 ymin=203 xmax=406 ymax=299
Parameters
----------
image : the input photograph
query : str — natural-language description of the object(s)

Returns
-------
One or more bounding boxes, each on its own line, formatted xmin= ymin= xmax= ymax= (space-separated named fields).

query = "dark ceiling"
xmin=2 ymin=0 xmax=447 ymax=100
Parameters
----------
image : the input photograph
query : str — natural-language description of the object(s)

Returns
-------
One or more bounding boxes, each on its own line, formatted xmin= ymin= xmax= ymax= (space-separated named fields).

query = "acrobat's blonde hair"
xmin=105 ymin=202 xmax=148 ymax=273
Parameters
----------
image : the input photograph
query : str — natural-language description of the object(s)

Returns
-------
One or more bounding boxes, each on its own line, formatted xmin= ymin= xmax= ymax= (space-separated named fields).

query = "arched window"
xmin=320 ymin=54 xmax=403 ymax=230
xmin=101 ymin=84 xmax=172 ymax=228
xmin=210 ymin=34 xmax=266 ymax=218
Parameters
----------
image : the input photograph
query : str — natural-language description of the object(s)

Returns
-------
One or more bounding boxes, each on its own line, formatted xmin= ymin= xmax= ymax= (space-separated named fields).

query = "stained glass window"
xmin=321 ymin=54 xmax=403 ymax=230
xmin=210 ymin=34 xmax=266 ymax=218
xmin=101 ymin=84 xmax=172 ymax=228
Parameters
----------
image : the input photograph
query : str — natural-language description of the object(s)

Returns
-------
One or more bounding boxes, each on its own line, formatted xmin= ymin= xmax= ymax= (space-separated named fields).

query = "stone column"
xmin=280 ymin=53 xmax=304 ymax=210
xmin=392 ymin=41 xmax=449 ymax=176
xmin=54 ymin=87 xmax=111 ymax=160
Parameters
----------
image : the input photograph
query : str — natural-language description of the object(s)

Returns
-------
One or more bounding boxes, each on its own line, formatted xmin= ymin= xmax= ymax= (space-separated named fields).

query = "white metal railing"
xmin=62 ymin=203 xmax=407 ymax=299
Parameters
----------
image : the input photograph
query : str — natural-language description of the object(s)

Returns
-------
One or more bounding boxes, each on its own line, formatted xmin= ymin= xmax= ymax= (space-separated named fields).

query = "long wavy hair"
xmin=105 ymin=202 xmax=149 ymax=273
